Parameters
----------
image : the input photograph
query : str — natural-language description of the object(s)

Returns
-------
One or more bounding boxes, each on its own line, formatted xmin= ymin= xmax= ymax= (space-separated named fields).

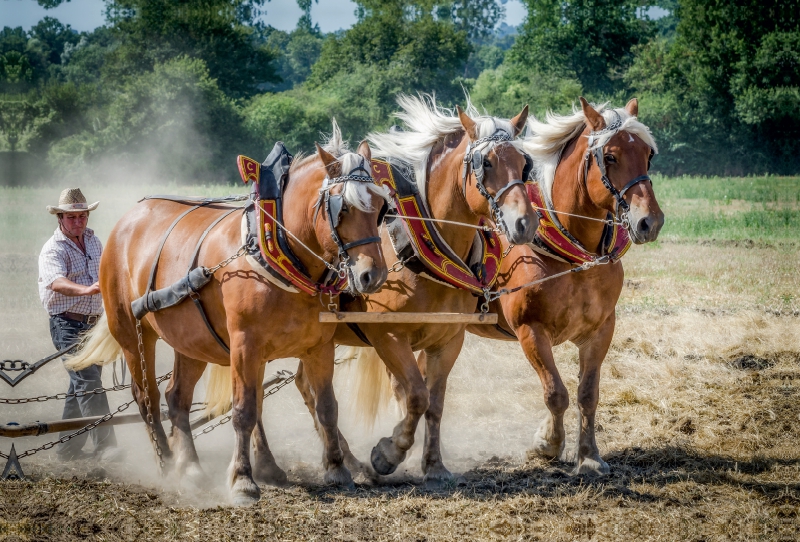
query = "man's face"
xmin=59 ymin=212 xmax=89 ymax=239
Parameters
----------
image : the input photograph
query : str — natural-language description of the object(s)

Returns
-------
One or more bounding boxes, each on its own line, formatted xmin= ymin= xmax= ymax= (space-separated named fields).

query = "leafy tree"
xmin=262 ymin=25 xmax=324 ymax=91
xmin=626 ymin=0 xmax=800 ymax=174
xmin=508 ymin=0 xmax=655 ymax=95
xmin=104 ymin=0 xmax=279 ymax=98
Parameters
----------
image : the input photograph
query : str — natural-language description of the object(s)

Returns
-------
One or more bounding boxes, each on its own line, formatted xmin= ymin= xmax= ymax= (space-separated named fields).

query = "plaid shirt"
xmin=38 ymin=227 xmax=104 ymax=316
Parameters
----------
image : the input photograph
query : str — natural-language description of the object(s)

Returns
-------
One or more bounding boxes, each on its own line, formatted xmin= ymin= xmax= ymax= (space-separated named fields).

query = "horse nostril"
xmin=637 ymin=217 xmax=652 ymax=234
xmin=360 ymin=270 xmax=373 ymax=288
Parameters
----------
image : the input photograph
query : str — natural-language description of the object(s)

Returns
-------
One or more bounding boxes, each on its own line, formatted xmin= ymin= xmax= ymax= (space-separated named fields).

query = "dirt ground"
xmin=1 ymin=184 xmax=799 ymax=540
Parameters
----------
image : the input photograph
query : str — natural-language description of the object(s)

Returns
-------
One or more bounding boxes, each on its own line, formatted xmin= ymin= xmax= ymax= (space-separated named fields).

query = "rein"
xmin=461 ymin=130 xmax=528 ymax=238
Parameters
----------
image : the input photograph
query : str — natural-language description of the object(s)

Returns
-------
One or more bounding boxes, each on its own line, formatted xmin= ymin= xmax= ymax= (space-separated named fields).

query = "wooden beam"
xmin=319 ymin=312 xmax=498 ymax=324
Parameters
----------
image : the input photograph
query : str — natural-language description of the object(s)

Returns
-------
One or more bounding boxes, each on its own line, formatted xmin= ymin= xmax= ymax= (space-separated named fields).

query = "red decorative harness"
xmin=238 ymin=155 xmax=348 ymax=296
xmin=371 ymin=159 xmax=503 ymax=295
xmin=527 ymin=182 xmax=631 ymax=265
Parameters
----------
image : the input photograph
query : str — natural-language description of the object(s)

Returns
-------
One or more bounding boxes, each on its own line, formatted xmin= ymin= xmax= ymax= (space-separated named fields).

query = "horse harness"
xmin=461 ymin=130 xmax=534 ymax=238
xmin=130 ymin=142 xmax=382 ymax=355
xmin=583 ymin=110 xmax=654 ymax=230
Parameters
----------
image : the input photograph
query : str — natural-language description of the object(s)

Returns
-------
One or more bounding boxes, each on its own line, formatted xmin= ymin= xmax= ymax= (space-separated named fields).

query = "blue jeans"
xmin=49 ymin=315 xmax=117 ymax=456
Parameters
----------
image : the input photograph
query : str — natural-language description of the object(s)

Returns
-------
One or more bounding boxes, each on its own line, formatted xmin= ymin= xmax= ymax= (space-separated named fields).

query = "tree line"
xmin=1 ymin=0 xmax=798 ymax=185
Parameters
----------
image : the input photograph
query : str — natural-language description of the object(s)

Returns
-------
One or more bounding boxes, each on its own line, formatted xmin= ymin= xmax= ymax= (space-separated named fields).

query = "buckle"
xmin=86 ymin=315 xmax=98 ymax=326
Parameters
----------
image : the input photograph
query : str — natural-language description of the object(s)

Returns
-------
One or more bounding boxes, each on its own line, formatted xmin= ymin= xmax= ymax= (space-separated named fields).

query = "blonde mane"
xmin=521 ymin=103 xmax=658 ymax=205
xmin=368 ymin=94 xmax=524 ymax=207
xmin=320 ymin=118 xmax=390 ymax=211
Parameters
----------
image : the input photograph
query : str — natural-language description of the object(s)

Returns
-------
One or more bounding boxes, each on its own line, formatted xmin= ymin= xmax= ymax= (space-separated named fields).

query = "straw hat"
xmin=46 ymin=188 xmax=99 ymax=214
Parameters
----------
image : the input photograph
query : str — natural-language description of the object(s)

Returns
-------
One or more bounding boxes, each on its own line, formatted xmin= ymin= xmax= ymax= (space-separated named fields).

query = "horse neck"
xmin=281 ymin=166 xmax=330 ymax=281
xmin=550 ymin=136 xmax=609 ymax=252
xmin=425 ymin=140 xmax=481 ymax=260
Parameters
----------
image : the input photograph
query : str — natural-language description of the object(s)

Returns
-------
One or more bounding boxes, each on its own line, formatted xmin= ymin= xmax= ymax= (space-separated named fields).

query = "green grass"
xmin=652 ymin=174 xmax=800 ymax=242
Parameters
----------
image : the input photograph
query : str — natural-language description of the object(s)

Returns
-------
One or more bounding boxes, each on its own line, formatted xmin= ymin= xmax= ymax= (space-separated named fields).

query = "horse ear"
xmin=456 ymin=105 xmax=478 ymax=140
xmin=357 ymin=139 xmax=372 ymax=162
xmin=625 ymin=98 xmax=639 ymax=117
xmin=579 ymin=97 xmax=605 ymax=132
xmin=316 ymin=142 xmax=338 ymax=176
xmin=510 ymin=105 xmax=529 ymax=137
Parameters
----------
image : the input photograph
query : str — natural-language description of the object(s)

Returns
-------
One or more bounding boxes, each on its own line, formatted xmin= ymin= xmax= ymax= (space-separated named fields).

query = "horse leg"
xmin=118 ymin=321 xmax=174 ymax=471
xmin=369 ymin=336 xmax=429 ymax=476
xmin=227 ymin=340 xmax=261 ymax=506
xmin=420 ymin=333 xmax=464 ymax=485
xmin=300 ymin=344 xmax=353 ymax=488
xmin=294 ymin=361 xmax=377 ymax=483
xmin=165 ymin=352 xmax=208 ymax=488
xmin=518 ymin=324 xmax=569 ymax=460
xmin=252 ymin=362 xmax=287 ymax=486
xmin=574 ymin=314 xmax=614 ymax=475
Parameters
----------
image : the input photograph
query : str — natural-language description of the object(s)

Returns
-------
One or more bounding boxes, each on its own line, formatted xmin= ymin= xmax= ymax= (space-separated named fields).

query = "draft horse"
xmin=68 ymin=137 xmax=390 ymax=505
xmin=321 ymin=96 xmax=539 ymax=484
xmin=469 ymin=98 xmax=664 ymax=474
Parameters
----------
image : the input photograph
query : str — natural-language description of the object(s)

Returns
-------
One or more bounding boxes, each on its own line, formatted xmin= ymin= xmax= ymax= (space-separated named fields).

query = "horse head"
xmin=580 ymin=97 xmax=665 ymax=244
xmin=315 ymin=141 xmax=389 ymax=294
xmin=456 ymin=105 xmax=539 ymax=245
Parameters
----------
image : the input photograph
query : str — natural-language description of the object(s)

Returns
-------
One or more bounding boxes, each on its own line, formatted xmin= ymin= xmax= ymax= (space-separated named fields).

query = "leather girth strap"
xmin=131 ymin=199 xmax=245 ymax=355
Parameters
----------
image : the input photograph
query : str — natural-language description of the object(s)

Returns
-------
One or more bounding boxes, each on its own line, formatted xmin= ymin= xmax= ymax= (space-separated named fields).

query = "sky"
xmin=1 ymin=0 xmax=529 ymax=34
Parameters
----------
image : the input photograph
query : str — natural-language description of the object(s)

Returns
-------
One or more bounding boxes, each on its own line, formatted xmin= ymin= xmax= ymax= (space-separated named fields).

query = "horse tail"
xmin=350 ymin=347 xmax=392 ymax=428
xmin=64 ymin=313 xmax=122 ymax=371
xmin=204 ymin=364 xmax=232 ymax=418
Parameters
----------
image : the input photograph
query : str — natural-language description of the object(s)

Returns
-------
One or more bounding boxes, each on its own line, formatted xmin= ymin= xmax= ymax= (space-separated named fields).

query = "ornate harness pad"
xmin=527 ymin=179 xmax=631 ymax=264
xmin=238 ymin=144 xmax=347 ymax=296
xmin=371 ymin=158 xmax=503 ymax=295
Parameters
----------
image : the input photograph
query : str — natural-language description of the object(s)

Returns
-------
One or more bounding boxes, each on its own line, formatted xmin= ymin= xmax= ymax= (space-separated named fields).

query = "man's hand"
xmin=52 ymin=278 xmax=101 ymax=297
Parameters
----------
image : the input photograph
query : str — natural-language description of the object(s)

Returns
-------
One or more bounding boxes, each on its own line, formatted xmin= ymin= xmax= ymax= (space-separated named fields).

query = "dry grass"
xmin=1 ymin=183 xmax=799 ymax=540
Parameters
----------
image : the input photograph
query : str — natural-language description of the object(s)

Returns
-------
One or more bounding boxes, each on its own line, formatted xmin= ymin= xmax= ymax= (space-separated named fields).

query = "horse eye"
xmin=483 ymin=159 xmax=492 ymax=169
xmin=605 ymin=154 xmax=617 ymax=164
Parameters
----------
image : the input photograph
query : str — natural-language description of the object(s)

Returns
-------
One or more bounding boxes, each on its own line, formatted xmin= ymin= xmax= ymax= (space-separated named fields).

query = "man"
xmin=38 ymin=188 xmax=121 ymax=462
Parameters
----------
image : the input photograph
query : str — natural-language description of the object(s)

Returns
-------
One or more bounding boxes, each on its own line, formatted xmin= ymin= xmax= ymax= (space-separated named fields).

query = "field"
xmin=1 ymin=176 xmax=798 ymax=540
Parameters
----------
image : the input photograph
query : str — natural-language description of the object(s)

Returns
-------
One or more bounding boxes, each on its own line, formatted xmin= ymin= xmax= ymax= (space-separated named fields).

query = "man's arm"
xmin=51 ymin=278 xmax=100 ymax=297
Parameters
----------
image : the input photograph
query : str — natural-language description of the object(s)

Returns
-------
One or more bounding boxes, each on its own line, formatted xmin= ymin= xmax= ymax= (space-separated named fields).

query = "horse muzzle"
xmin=501 ymin=205 xmax=539 ymax=245
xmin=349 ymin=258 xmax=388 ymax=294
xmin=628 ymin=209 xmax=664 ymax=244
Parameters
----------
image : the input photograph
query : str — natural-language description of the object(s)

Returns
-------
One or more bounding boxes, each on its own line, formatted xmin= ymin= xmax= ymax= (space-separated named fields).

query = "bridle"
xmin=314 ymin=157 xmax=384 ymax=292
xmin=583 ymin=110 xmax=654 ymax=230
xmin=462 ymin=130 xmax=531 ymax=238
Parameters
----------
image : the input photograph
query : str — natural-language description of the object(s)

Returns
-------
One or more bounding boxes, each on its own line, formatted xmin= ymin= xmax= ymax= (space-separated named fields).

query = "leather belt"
xmin=59 ymin=312 xmax=100 ymax=326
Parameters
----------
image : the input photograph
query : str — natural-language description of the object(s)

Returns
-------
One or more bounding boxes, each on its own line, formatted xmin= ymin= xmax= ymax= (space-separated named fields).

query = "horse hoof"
xmin=230 ymin=478 xmax=261 ymax=506
xmin=370 ymin=438 xmax=405 ymax=476
xmin=529 ymin=431 xmax=565 ymax=460
xmin=575 ymin=456 xmax=610 ymax=476
xmin=254 ymin=463 xmax=288 ymax=487
xmin=423 ymin=464 xmax=454 ymax=489
xmin=323 ymin=465 xmax=355 ymax=490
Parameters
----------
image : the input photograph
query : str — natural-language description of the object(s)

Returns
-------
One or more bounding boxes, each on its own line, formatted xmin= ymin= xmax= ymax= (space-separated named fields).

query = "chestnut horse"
xmin=467 ymin=98 xmax=664 ymax=474
xmin=314 ymin=96 xmax=538 ymax=484
xmin=204 ymin=96 xmax=539 ymax=485
xmin=68 ymin=137 xmax=390 ymax=505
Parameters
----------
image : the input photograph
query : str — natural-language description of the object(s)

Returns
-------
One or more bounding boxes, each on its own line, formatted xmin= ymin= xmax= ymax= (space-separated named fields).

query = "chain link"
xmin=12 ymin=371 xmax=173 ymax=460
xmin=0 ymin=360 xmax=29 ymax=372
xmin=0 ymin=382 xmax=133 ymax=405
xmin=192 ymin=372 xmax=296 ymax=440
xmin=206 ymin=244 xmax=248 ymax=275
xmin=389 ymin=259 xmax=407 ymax=274
xmin=136 ymin=319 xmax=166 ymax=470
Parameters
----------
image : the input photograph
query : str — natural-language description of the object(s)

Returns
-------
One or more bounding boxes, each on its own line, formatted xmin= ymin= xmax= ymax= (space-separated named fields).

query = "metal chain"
xmin=388 ymin=259 xmax=407 ymax=274
xmin=192 ymin=372 xmax=296 ymax=440
xmin=484 ymin=256 xmax=611 ymax=304
xmin=16 ymin=399 xmax=136 ymax=459
xmin=0 ymin=360 xmax=29 ymax=372
xmin=12 ymin=371 xmax=172 ymax=460
xmin=206 ymin=244 xmax=248 ymax=275
xmin=136 ymin=319 xmax=165 ymax=470
xmin=0 ymin=382 xmax=133 ymax=405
